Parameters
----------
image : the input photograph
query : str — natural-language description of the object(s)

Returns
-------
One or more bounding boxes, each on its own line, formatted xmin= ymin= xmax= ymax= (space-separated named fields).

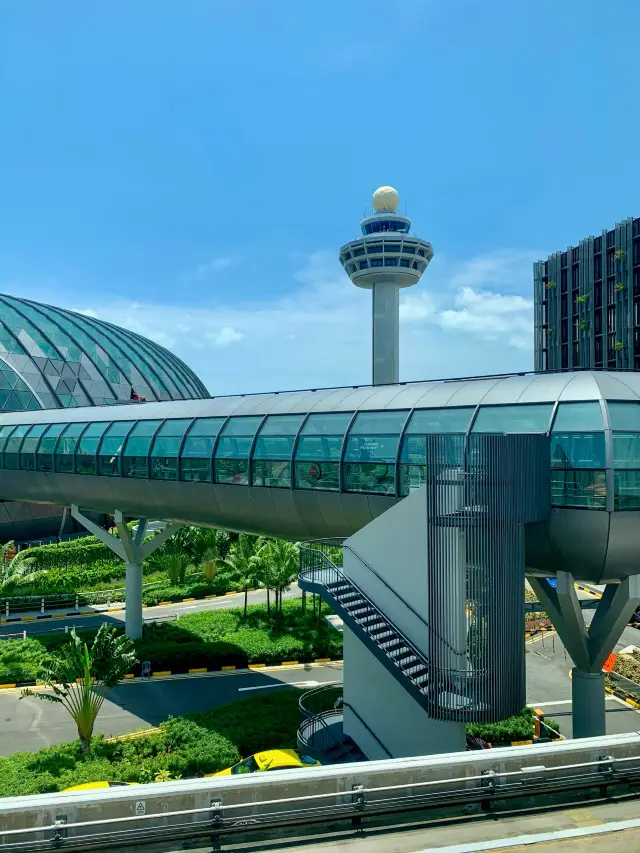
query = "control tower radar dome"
xmin=372 ymin=186 xmax=400 ymax=213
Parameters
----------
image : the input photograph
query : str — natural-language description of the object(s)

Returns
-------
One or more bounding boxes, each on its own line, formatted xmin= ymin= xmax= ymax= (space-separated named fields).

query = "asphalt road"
xmin=0 ymin=584 xmax=303 ymax=638
xmin=0 ymin=661 xmax=343 ymax=755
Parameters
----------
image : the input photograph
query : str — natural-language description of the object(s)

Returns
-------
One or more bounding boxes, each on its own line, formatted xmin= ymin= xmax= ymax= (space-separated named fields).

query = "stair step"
xmin=396 ymin=653 xmax=419 ymax=666
xmin=413 ymin=673 xmax=429 ymax=686
xmin=369 ymin=623 xmax=392 ymax=636
xmin=338 ymin=593 xmax=361 ymax=604
xmin=380 ymin=639 xmax=405 ymax=653
xmin=388 ymin=647 xmax=411 ymax=660
xmin=349 ymin=606 xmax=372 ymax=617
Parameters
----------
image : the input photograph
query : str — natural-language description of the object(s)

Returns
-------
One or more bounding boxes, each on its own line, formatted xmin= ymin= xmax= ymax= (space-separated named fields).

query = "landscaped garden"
xmin=0 ymin=597 xmax=342 ymax=684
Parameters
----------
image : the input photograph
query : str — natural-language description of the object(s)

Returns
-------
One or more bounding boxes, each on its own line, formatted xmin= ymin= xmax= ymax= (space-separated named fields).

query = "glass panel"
xmin=19 ymin=424 xmax=49 ymax=471
xmin=75 ymin=422 xmax=110 ymax=475
xmin=614 ymin=471 xmax=640 ymax=509
xmin=149 ymin=418 xmax=192 ymax=480
xmin=180 ymin=418 xmax=225 ymax=483
xmin=4 ymin=424 xmax=31 ymax=469
xmin=215 ymin=458 xmax=249 ymax=485
xmin=343 ymin=462 xmax=396 ymax=495
xmin=399 ymin=464 xmax=426 ymax=495
xmin=471 ymin=403 xmax=553 ymax=433
xmin=552 ymin=402 xmax=603 ymax=432
xmin=123 ymin=419 xmax=162 ymax=479
xmin=37 ymin=423 xmax=66 ymax=472
xmin=551 ymin=433 xmax=606 ymax=468
xmin=295 ymin=413 xmax=353 ymax=463
xmin=98 ymin=421 xmax=135 ymax=476
xmin=399 ymin=433 xmax=464 ymax=465
xmin=215 ymin=416 xmax=263 ymax=459
xmin=405 ymin=407 xmax=474 ymax=434
xmin=551 ymin=469 xmax=606 ymax=508
xmin=607 ymin=402 xmax=640 ymax=432
xmin=344 ymin=410 xmax=408 ymax=464
xmin=613 ymin=433 xmax=640 ymax=469
xmin=253 ymin=415 xmax=304 ymax=461
xmin=252 ymin=459 xmax=292 ymax=488
xmin=55 ymin=422 xmax=88 ymax=473
xmin=294 ymin=460 xmax=339 ymax=491
xmin=0 ymin=425 xmax=17 ymax=455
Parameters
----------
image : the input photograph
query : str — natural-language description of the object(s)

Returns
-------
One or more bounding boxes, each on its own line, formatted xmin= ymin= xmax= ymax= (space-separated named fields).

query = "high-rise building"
xmin=339 ymin=186 xmax=433 ymax=385
xmin=534 ymin=216 xmax=640 ymax=371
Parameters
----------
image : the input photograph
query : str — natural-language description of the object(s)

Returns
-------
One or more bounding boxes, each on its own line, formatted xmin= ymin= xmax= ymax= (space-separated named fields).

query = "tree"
xmin=224 ymin=534 xmax=261 ymax=615
xmin=256 ymin=539 xmax=299 ymax=616
xmin=21 ymin=625 xmax=136 ymax=755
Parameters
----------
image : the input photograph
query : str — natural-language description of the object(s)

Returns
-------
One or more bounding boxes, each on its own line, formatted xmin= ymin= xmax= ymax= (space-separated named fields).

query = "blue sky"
xmin=2 ymin=0 xmax=640 ymax=395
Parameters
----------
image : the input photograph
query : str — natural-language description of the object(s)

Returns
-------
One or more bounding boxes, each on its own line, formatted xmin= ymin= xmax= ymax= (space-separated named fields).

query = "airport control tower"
xmin=339 ymin=186 xmax=433 ymax=385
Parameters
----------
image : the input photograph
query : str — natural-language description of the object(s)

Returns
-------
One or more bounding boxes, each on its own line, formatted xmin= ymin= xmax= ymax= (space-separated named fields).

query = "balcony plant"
xmin=615 ymin=282 xmax=627 ymax=291
xmin=614 ymin=340 xmax=625 ymax=352
xmin=614 ymin=248 xmax=626 ymax=262
xmin=576 ymin=293 xmax=589 ymax=304
xmin=544 ymin=281 xmax=556 ymax=289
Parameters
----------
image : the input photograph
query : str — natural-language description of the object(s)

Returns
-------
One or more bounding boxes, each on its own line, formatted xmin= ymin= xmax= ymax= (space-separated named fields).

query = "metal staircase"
xmin=299 ymin=541 xmax=433 ymax=714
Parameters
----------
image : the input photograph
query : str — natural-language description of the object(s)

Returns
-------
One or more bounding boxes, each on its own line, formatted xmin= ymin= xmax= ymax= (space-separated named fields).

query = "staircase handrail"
xmin=342 ymin=700 xmax=392 ymax=758
xmin=298 ymin=681 xmax=343 ymax=719
xmin=299 ymin=544 xmax=433 ymax=676
xmin=301 ymin=540 xmax=462 ymax=658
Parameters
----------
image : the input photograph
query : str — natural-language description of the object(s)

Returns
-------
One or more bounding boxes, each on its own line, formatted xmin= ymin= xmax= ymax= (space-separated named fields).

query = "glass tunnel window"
xmin=3 ymin=424 xmax=30 ymax=470
xmin=398 ymin=407 xmax=474 ymax=496
xmin=294 ymin=412 xmax=353 ymax=492
xmin=179 ymin=418 xmax=225 ymax=482
xmin=75 ymin=422 xmax=110 ymax=475
xmin=36 ymin=423 xmax=66 ymax=472
xmin=0 ymin=424 xmax=17 ymax=470
xmin=550 ymin=402 xmax=605 ymax=509
xmin=214 ymin=416 xmax=263 ymax=486
xmin=343 ymin=410 xmax=409 ymax=495
xmin=97 ymin=421 xmax=135 ymax=477
xmin=471 ymin=403 xmax=554 ymax=434
xmin=149 ymin=419 xmax=192 ymax=481
xmin=607 ymin=402 xmax=640 ymax=509
xmin=122 ymin=420 xmax=163 ymax=479
xmin=19 ymin=424 xmax=49 ymax=471
xmin=252 ymin=414 xmax=305 ymax=488
xmin=55 ymin=423 xmax=88 ymax=473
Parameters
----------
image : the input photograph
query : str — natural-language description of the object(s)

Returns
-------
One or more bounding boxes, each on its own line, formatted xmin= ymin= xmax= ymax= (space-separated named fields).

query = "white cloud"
xmin=11 ymin=248 xmax=536 ymax=394
xmin=195 ymin=257 xmax=233 ymax=276
xmin=207 ymin=326 xmax=244 ymax=347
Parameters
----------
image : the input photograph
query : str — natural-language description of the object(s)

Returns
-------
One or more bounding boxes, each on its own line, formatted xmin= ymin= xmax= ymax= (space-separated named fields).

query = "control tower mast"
xmin=339 ymin=186 xmax=433 ymax=385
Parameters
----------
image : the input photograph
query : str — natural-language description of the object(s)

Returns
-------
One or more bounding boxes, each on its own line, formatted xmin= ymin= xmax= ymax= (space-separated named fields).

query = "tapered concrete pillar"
xmin=70 ymin=505 xmax=182 ymax=642
xmin=529 ymin=572 xmax=640 ymax=739
xmin=125 ymin=562 xmax=144 ymax=640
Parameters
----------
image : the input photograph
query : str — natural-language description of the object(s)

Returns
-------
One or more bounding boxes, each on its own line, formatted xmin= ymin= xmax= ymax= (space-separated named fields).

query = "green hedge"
xmin=0 ymin=690 xmax=303 ymax=796
xmin=15 ymin=539 xmax=118 ymax=570
xmin=466 ymin=707 xmax=535 ymax=743
xmin=0 ymin=599 xmax=342 ymax=683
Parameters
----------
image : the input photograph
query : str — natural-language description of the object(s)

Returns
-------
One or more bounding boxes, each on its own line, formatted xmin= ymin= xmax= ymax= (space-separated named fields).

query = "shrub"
xmin=0 ymin=690 xmax=301 ymax=795
xmin=466 ymin=707 xmax=535 ymax=743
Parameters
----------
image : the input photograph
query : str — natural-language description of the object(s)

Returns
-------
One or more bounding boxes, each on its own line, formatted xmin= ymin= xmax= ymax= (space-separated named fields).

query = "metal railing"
xmin=0 ymin=581 xmax=162 ymax=618
xmin=3 ymin=737 xmax=640 ymax=851
xmin=298 ymin=683 xmax=350 ymax=760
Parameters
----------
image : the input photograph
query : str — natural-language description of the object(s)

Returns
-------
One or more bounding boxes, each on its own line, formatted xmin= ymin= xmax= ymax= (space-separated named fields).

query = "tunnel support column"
xmin=529 ymin=572 xmax=640 ymax=738
xmin=70 ymin=506 xmax=182 ymax=640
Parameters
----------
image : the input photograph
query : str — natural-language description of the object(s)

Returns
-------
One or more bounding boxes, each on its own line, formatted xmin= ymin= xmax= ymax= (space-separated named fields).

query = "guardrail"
xmin=0 ymin=582 xmax=163 ymax=618
xmin=2 ymin=732 xmax=639 ymax=852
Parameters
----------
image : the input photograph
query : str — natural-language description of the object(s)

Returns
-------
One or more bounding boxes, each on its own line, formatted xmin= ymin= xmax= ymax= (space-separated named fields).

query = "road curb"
xmin=0 ymin=588 xmax=261 ymax=626
xmin=0 ymin=657 xmax=344 ymax=689
xmin=605 ymin=684 xmax=640 ymax=709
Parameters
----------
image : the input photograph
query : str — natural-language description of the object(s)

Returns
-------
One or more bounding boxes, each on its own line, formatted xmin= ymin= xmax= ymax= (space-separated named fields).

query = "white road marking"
xmin=238 ymin=679 xmax=321 ymax=693
xmin=610 ymin=694 xmax=640 ymax=715
xmin=527 ymin=700 xmax=573 ymax=707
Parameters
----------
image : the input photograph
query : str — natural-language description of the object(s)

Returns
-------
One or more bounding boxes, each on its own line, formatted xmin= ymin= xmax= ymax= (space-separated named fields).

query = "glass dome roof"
xmin=0 ymin=294 xmax=209 ymax=410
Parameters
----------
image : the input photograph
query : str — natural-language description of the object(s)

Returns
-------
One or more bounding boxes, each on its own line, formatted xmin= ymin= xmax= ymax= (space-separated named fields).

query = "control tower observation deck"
xmin=339 ymin=186 xmax=433 ymax=386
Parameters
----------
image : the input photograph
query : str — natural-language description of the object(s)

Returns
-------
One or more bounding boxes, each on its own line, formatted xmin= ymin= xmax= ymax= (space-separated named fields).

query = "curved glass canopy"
xmin=1 ymin=394 xmax=638 ymax=511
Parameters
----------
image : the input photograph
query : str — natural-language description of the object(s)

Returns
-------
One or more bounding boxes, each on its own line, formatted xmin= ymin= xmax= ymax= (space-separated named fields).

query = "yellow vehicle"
xmin=62 ymin=781 xmax=138 ymax=792
xmin=208 ymin=749 xmax=321 ymax=777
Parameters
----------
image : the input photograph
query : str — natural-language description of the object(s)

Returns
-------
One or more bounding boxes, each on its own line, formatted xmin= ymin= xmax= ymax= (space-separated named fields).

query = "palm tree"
xmin=200 ymin=545 xmax=219 ymax=583
xmin=21 ymin=625 xmax=136 ymax=755
xmin=257 ymin=539 xmax=299 ymax=616
xmin=224 ymin=534 xmax=261 ymax=615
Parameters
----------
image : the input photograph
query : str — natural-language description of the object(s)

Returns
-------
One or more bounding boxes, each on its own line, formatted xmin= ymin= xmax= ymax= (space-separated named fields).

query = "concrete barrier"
xmin=1 ymin=732 xmax=640 ymax=850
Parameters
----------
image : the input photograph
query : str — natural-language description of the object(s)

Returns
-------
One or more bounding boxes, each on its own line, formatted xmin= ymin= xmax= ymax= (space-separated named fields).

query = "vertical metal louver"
xmin=425 ymin=433 xmax=550 ymax=722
